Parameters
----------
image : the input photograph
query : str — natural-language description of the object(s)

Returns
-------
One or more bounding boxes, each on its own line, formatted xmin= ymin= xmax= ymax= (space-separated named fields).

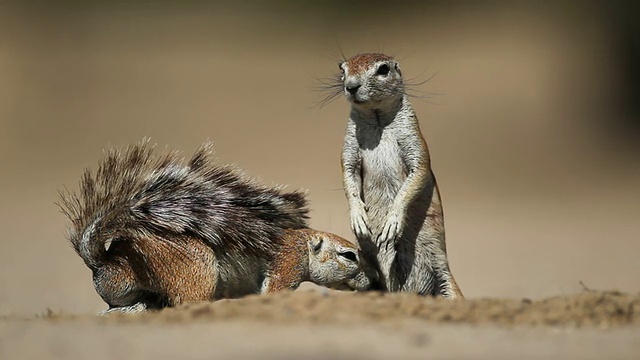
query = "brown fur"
xmin=93 ymin=228 xmax=372 ymax=313
xmin=346 ymin=53 xmax=394 ymax=75
xmin=59 ymin=140 xmax=374 ymax=313
xmin=264 ymin=230 xmax=309 ymax=293
xmin=97 ymin=235 xmax=217 ymax=307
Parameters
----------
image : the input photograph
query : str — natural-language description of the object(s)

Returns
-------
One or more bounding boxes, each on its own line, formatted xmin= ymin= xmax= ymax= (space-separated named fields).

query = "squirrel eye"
xmin=376 ymin=64 xmax=390 ymax=76
xmin=338 ymin=251 xmax=358 ymax=262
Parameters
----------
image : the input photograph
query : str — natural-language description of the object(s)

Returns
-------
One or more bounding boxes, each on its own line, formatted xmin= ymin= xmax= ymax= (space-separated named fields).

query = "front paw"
xmin=350 ymin=207 xmax=370 ymax=240
xmin=378 ymin=210 xmax=404 ymax=250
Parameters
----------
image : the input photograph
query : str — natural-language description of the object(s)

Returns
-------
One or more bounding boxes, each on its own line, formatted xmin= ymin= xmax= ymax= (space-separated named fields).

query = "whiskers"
xmin=313 ymin=73 xmax=344 ymax=109
xmin=311 ymin=51 xmax=442 ymax=109
xmin=403 ymin=70 xmax=442 ymax=105
xmin=311 ymin=44 xmax=348 ymax=110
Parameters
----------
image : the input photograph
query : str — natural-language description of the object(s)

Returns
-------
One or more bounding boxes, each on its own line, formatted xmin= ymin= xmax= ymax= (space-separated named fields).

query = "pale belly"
xmin=360 ymin=136 xmax=407 ymax=233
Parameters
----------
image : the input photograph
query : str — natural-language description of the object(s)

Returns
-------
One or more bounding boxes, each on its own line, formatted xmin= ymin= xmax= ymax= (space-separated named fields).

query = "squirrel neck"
xmin=265 ymin=229 xmax=310 ymax=292
xmin=349 ymin=94 xmax=412 ymax=127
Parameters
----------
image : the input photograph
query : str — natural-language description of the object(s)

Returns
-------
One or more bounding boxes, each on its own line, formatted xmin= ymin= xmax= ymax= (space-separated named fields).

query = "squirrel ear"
xmin=310 ymin=237 xmax=324 ymax=253
xmin=394 ymin=63 xmax=402 ymax=77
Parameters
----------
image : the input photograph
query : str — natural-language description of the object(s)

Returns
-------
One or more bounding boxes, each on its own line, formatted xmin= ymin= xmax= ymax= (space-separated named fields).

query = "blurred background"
xmin=0 ymin=1 xmax=638 ymax=315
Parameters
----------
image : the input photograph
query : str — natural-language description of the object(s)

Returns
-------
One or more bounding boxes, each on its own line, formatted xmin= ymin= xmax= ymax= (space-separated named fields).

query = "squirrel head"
xmin=306 ymin=232 xmax=374 ymax=291
xmin=339 ymin=53 xmax=404 ymax=109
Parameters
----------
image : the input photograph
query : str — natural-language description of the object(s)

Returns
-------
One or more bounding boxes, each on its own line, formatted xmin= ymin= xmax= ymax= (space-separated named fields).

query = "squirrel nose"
xmin=345 ymin=84 xmax=361 ymax=95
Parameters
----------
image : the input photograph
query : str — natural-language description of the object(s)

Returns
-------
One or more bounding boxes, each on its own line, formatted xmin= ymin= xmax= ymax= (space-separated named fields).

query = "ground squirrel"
xmin=58 ymin=141 xmax=374 ymax=314
xmin=332 ymin=53 xmax=463 ymax=298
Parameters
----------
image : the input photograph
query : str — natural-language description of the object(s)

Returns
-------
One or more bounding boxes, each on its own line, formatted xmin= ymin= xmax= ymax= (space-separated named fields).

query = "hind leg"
xmin=433 ymin=260 xmax=464 ymax=299
xmin=401 ymin=233 xmax=463 ymax=298
xmin=439 ymin=274 xmax=464 ymax=299
xmin=395 ymin=249 xmax=438 ymax=295
xmin=447 ymin=274 xmax=464 ymax=299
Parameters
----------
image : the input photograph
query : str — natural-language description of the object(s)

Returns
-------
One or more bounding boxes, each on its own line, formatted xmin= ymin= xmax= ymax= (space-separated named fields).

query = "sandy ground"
xmin=2 ymin=290 xmax=640 ymax=359
xmin=1 ymin=2 xmax=639 ymax=359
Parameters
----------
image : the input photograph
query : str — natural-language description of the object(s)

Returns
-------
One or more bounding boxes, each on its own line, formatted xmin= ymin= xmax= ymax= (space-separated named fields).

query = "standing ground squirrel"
xmin=334 ymin=53 xmax=463 ymax=298
xmin=58 ymin=141 xmax=374 ymax=314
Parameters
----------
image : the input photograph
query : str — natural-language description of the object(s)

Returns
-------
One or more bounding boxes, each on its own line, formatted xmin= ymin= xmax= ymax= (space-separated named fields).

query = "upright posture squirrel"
xmin=337 ymin=53 xmax=463 ymax=298
xmin=58 ymin=141 xmax=373 ymax=314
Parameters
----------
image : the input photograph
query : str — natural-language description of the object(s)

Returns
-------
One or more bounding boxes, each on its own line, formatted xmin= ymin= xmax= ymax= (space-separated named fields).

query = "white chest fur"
xmin=358 ymin=126 xmax=407 ymax=228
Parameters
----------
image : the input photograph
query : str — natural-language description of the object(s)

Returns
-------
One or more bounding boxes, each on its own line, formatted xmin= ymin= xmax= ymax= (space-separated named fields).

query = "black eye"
xmin=338 ymin=251 xmax=358 ymax=262
xmin=376 ymin=64 xmax=390 ymax=76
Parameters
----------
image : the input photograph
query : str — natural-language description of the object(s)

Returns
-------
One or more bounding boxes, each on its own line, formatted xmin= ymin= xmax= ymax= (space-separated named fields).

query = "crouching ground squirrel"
xmin=58 ymin=141 xmax=374 ymax=314
xmin=331 ymin=53 xmax=463 ymax=298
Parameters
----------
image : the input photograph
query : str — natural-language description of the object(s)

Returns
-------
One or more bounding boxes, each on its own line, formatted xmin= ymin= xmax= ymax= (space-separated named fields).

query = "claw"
xmin=350 ymin=207 xmax=370 ymax=240
xmin=378 ymin=209 xmax=404 ymax=250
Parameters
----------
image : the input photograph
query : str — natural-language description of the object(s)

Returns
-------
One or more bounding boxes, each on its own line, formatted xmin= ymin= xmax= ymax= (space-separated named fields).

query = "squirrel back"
xmin=58 ymin=140 xmax=309 ymax=271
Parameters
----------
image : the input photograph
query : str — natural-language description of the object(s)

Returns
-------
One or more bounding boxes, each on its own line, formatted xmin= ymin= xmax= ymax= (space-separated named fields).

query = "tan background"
xmin=0 ymin=1 xmax=638 ymax=316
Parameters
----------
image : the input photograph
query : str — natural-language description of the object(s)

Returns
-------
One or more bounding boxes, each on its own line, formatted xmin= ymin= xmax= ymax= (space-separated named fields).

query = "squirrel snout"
xmin=345 ymin=81 xmax=361 ymax=95
xmin=345 ymin=85 xmax=361 ymax=95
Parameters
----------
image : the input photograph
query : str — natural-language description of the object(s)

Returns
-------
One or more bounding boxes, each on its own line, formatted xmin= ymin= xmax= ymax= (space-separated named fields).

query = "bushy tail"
xmin=57 ymin=140 xmax=310 ymax=270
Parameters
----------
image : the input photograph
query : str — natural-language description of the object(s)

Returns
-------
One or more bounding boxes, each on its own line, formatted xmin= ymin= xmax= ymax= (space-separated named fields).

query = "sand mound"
xmin=4 ymin=290 xmax=639 ymax=359
xmin=95 ymin=290 xmax=640 ymax=328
